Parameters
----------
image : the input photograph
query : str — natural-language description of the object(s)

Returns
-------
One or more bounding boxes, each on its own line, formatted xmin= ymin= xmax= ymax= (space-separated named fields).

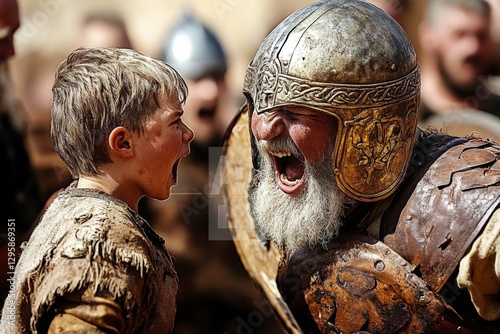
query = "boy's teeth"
xmin=280 ymin=173 xmax=300 ymax=186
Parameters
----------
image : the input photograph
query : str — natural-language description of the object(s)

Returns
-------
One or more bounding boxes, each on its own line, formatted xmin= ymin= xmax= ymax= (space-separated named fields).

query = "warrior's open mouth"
xmin=270 ymin=150 xmax=306 ymax=193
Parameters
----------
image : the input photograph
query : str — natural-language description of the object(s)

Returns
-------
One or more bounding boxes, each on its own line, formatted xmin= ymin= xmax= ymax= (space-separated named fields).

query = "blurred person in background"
xmin=485 ymin=0 xmax=500 ymax=94
xmin=160 ymin=12 xmax=228 ymax=151
xmin=418 ymin=0 xmax=500 ymax=139
xmin=0 ymin=0 xmax=43 ymax=308
xmin=17 ymin=54 xmax=71 ymax=201
xmin=76 ymin=12 xmax=133 ymax=49
xmin=141 ymin=12 xmax=282 ymax=334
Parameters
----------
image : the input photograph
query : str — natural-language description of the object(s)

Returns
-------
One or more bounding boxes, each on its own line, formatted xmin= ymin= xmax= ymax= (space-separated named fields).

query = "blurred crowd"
xmin=2 ymin=0 xmax=500 ymax=333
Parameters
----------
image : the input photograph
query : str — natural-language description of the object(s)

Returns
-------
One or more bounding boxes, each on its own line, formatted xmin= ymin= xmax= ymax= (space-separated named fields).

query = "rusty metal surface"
xmin=277 ymin=234 xmax=476 ymax=334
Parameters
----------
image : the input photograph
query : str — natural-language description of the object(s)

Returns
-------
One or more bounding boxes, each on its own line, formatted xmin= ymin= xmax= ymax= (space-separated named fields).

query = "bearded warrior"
xmin=222 ymin=1 xmax=500 ymax=333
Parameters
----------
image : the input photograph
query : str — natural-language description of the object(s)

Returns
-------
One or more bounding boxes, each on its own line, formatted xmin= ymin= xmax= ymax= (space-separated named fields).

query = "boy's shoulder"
xmin=48 ymin=186 xmax=156 ymax=261
xmin=20 ymin=186 xmax=163 ymax=279
xmin=12 ymin=187 xmax=177 ymax=333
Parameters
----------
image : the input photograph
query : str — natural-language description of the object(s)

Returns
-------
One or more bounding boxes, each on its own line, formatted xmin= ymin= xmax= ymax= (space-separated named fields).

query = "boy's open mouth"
xmin=172 ymin=158 xmax=182 ymax=183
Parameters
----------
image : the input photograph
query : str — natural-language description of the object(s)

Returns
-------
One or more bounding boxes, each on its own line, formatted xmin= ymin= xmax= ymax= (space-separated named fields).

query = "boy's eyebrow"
xmin=167 ymin=107 xmax=183 ymax=117
xmin=171 ymin=110 xmax=184 ymax=117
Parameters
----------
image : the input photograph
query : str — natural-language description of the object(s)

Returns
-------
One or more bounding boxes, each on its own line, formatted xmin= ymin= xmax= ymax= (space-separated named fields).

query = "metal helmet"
xmin=244 ymin=0 xmax=420 ymax=202
xmin=161 ymin=13 xmax=227 ymax=80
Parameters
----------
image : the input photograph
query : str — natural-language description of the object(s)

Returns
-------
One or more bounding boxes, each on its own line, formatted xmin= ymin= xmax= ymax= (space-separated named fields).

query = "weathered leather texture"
xmin=276 ymin=132 xmax=500 ymax=333
xmin=383 ymin=138 xmax=500 ymax=292
xmin=277 ymin=234 xmax=475 ymax=334
xmin=0 ymin=185 xmax=178 ymax=334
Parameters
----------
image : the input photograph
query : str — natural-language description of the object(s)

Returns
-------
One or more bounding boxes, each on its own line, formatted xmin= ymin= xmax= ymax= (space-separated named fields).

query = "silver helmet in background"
xmin=161 ymin=13 xmax=227 ymax=80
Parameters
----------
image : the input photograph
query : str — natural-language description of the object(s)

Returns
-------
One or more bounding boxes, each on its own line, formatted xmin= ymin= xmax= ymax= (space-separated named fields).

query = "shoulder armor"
xmin=383 ymin=138 xmax=500 ymax=292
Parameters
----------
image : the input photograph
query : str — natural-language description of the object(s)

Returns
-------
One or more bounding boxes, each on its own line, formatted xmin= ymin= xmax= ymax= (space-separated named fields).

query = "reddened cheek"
xmin=251 ymin=114 xmax=261 ymax=140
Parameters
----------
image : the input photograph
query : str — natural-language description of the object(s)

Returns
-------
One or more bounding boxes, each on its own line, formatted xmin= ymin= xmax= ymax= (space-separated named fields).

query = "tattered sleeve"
xmin=47 ymin=290 xmax=126 ymax=333
xmin=457 ymin=207 xmax=500 ymax=321
xmin=29 ymin=218 xmax=162 ymax=334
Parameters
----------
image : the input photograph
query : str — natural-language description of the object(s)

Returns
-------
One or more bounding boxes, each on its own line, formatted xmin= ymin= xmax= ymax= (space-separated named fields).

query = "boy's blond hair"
xmin=51 ymin=47 xmax=188 ymax=178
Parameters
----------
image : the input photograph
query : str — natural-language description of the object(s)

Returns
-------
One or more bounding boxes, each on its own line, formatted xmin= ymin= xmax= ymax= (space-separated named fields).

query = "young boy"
xmin=0 ymin=47 xmax=194 ymax=333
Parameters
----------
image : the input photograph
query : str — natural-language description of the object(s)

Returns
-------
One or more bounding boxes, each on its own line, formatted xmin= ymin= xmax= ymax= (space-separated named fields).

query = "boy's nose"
xmin=255 ymin=112 xmax=285 ymax=141
xmin=183 ymin=124 xmax=194 ymax=143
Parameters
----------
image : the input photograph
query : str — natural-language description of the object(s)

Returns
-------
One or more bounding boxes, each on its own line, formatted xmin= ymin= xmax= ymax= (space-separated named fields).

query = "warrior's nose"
xmin=254 ymin=111 xmax=285 ymax=141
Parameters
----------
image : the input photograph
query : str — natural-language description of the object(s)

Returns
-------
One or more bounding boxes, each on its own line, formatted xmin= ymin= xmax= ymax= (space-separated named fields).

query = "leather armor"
xmin=277 ymin=234 xmax=472 ymax=334
xmin=222 ymin=0 xmax=500 ymax=331
xmin=276 ymin=130 xmax=500 ymax=333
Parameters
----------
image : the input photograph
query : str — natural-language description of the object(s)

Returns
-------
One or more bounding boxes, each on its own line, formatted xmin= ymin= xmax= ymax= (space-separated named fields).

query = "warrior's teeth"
xmin=274 ymin=151 xmax=291 ymax=158
xmin=280 ymin=173 xmax=300 ymax=186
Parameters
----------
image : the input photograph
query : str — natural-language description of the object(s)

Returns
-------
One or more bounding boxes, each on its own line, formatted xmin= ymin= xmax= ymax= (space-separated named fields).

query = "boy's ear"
xmin=108 ymin=126 xmax=134 ymax=158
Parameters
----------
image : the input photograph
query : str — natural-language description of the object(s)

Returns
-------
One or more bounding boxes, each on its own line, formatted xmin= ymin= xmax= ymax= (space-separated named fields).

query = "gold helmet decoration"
xmin=243 ymin=0 xmax=420 ymax=202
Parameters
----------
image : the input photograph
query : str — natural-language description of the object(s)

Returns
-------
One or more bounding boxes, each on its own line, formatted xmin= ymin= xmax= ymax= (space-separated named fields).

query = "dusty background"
xmin=10 ymin=0 xmax=426 ymax=98
xmin=8 ymin=0 xmax=427 ymax=198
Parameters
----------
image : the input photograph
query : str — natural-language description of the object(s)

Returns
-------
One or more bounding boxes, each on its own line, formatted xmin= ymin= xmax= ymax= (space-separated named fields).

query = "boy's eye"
xmin=170 ymin=119 xmax=181 ymax=126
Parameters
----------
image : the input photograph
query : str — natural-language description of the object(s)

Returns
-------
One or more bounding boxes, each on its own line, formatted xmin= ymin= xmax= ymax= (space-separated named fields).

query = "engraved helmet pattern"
xmin=244 ymin=0 xmax=420 ymax=201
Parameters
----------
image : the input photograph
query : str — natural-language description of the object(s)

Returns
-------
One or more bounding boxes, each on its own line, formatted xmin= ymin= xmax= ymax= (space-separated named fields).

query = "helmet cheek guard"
xmin=243 ymin=0 xmax=420 ymax=202
xmin=332 ymin=88 xmax=419 ymax=201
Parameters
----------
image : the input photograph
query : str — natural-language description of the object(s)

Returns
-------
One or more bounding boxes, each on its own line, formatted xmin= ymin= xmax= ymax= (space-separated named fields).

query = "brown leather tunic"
xmin=0 ymin=185 xmax=178 ymax=334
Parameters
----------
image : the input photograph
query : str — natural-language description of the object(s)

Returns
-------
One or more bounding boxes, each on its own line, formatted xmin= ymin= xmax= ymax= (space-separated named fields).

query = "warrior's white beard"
xmin=249 ymin=140 xmax=346 ymax=251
